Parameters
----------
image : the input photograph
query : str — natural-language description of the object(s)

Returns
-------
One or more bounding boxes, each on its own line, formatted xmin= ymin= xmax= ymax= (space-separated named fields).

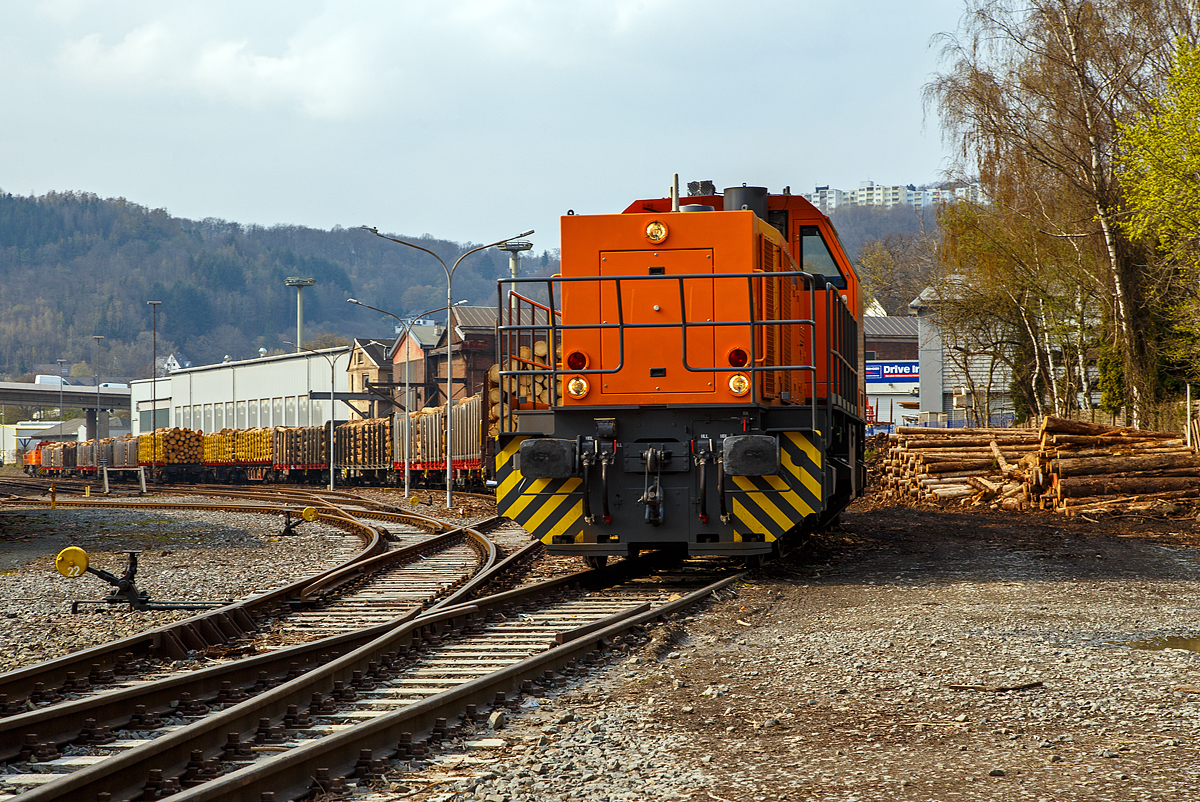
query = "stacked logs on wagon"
xmin=202 ymin=429 xmax=238 ymax=464
xmin=138 ymin=428 xmax=203 ymax=465
xmin=881 ymin=416 xmax=1196 ymax=516
xmin=487 ymin=342 xmax=561 ymax=438
xmin=234 ymin=428 xmax=274 ymax=464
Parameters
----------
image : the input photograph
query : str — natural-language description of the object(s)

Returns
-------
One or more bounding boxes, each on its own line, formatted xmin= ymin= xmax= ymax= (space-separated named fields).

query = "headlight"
xmin=728 ymin=373 xmax=750 ymax=396
xmin=567 ymin=376 xmax=590 ymax=399
xmin=645 ymin=220 xmax=668 ymax=243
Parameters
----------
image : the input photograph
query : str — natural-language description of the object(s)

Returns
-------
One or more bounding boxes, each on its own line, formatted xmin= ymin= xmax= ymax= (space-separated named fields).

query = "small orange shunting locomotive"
xmin=496 ymin=184 xmax=865 ymax=567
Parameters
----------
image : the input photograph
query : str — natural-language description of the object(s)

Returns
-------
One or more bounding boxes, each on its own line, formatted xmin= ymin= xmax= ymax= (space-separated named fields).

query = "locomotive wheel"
xmin=584 ymin=556 xmax=608 ymax=570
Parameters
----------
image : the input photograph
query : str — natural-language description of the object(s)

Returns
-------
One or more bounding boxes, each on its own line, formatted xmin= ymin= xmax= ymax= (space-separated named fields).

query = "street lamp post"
xmin=92 ymin=335 xmax=104 ymax=439
xmin=56 ymin=358 xmax=66 ymax=425
xmin=360 ymin=226 xmax=533 ymax=508
xmin=147 ymin=301 xmax=162 ymax=435
xmin=347 ymin=298 xmax=466 ymax=498
xmin=286 ymin=342 xmax=349 ymax=491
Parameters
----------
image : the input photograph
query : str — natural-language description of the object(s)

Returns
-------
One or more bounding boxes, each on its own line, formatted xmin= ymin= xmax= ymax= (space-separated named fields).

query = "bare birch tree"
xmin=926 ymin=0 xmax=1199 ymax=425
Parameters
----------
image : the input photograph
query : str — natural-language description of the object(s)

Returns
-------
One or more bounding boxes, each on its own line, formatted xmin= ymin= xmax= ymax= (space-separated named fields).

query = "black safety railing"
xmin=826 ymin=281 xmax=861 ymax=427
xmin=495 ymin=272 xmax=859 ymax=435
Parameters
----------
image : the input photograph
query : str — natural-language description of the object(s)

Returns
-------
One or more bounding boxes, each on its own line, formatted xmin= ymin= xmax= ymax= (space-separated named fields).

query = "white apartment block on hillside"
xmin=804 ymin=181 xmax=983 ymax=212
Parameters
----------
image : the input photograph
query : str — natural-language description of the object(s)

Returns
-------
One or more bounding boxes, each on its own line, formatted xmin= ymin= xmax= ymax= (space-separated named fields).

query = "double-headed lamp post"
xmin=359 ymin=226 xmax=533 ymax=508
xmin=347 ymin=298 xmax=466 ymax=498
xmin=147 ymin=301 xmax=162 ymax=434
xmin=286 ymin=341 xmax=350 ymax=491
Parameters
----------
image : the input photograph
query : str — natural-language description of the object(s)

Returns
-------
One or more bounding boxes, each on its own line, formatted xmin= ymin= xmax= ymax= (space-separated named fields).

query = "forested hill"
xmin=0 ymin=191 xmax=558 ymax=380
xmin=827 ymin=203 xmax=937 ymax=262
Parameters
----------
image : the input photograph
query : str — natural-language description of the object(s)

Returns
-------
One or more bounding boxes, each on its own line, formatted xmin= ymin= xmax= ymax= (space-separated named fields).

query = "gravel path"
xmin=344 ymin=502 xmax=1200 ymax=802
xmin=0 ymin=503 xmax=362 ymax=672
xmin=11 ymin=489 xmax=1197 ymax=800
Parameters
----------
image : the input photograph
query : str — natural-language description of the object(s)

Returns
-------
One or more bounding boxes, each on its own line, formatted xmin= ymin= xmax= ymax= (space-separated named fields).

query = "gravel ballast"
xmin=0 ymin=503 xmax=362 ymax=672
xmin=360 ymin=503 xmax=1200 ymax=802
xmin=6 ymin=492 xmax=1200 ymax=800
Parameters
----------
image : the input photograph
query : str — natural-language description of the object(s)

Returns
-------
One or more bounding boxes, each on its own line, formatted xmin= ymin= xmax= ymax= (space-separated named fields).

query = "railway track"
xmin=0 ymin=490 xmax=492 ymax=716
xmin=0 ymin=549 xmax=739 ymax=801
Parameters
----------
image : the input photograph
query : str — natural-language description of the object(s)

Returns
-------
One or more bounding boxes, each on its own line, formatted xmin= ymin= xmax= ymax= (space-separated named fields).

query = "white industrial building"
xmin=130 ymin=348 xmax=353 ymax=436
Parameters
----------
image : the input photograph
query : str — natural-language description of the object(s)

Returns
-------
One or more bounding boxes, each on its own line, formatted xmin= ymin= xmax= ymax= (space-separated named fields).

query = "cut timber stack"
xmin=487 ymin=341 xmax=561 ymax=439
xmin=486 ymin=362 xmax=504 ymax=439
xmin=138 ymin=428 xmax=203 ymax=465
xmin=1033 ymin=416 xmax=1195 ymax=516
xmin=112 ymin=436 xmax=138 ymax=468
xmin=274 ymin=426 xmax=324 ymax=468
xmin=235 ymin=428 xmax=273 ymax=464
xmin=335 ymin=417 xmax=391 ymax=469
xmin=881 ymin=416 xmax=1196 ymax=516
xmin=202 ymin=429 xmax=237 ymax=464
xmin=881 ymin=427 xmax=1040 ymax=507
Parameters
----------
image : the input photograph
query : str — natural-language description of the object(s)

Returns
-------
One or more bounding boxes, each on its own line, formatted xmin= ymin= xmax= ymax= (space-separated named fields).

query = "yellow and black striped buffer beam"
xmin=729 ymin=431 xmax=823 ymax=542
xmin=495 ymin=435 xmax=584 ymax=543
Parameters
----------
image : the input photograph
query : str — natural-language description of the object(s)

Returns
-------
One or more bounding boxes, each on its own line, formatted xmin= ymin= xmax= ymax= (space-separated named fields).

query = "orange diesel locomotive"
xmin=495 ymin=185 xmax=864 ymax=566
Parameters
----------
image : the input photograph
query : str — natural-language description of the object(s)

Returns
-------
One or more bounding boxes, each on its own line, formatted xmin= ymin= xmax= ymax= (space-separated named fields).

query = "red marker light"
xmin=566 ymin=351 xmax=588 ymax=371
xmin=728 ymin=348 xmax=749 ymax=368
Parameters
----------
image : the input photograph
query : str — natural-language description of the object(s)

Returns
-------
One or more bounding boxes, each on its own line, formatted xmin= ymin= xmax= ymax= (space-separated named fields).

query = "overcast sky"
xmin=0 ymin=0 xmax=965 ymax=251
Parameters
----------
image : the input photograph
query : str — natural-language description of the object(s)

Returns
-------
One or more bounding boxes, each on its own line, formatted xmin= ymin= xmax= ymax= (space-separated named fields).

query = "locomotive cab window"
xmin=796 ymin=225 xmax=846 ymax=289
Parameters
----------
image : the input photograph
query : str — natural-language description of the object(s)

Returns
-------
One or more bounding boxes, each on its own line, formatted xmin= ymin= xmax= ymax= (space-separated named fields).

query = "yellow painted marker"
xmin=301 ymin=506 xmax=318 ymax=522
xmin=55 ymin=546 xmax=88 ymax=578
xmin=50 ymin=482 xmax=57 ymax=509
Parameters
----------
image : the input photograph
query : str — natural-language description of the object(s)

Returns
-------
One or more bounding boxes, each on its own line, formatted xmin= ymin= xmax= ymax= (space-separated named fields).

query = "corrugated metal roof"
xmin=864 ymin=316 xmax=917 ymax=339
xmin=453 ymin=306 xmax=498 ymax=330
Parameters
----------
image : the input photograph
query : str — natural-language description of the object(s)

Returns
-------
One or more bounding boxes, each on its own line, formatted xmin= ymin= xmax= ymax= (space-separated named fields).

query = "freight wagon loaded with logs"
xmin=24 ymin=395 xmax=488 ymax=486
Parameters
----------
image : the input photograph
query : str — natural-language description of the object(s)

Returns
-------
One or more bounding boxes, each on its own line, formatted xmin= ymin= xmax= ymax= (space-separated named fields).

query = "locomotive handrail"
xmin=675 ymin=270 xmax=822 ymax=436
xmin=825 ymin=280 xmax=860 ymax=423
xmin=497 ymin=271 xmax=853 ymax=433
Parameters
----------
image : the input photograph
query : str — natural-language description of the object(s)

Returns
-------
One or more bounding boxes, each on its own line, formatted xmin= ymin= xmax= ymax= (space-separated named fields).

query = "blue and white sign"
xmin=865 ymin=360 xmax=919 ymax=384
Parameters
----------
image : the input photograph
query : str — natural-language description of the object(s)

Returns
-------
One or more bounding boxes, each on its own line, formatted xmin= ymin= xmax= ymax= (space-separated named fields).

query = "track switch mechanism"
xmin=281 ymin=506 xmax=320 ymax=537
xmin=56 ymin=547 xmax=229 ymax=613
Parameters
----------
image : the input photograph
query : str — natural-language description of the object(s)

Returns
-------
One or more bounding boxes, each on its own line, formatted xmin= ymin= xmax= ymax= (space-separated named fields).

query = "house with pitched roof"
xmin=346 ymin=339 xmax=393 ymax=420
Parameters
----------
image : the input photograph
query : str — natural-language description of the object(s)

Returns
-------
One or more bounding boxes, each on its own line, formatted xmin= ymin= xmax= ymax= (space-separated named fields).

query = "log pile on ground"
xmin=882 ymin=417 xmax=1196 ymax=516
xmin=882 ymin=427 xmax=1040 ymax=508
xmin=1033 ymin=416 xmax=1194 ymax=516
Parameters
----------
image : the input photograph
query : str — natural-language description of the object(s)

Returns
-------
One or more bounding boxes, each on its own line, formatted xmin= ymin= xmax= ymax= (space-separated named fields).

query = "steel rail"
xmin=156 ymin=572 xmax=744 ymax=802
xmin=0 ymin=520 xmax=500 ymax=763
xmin=14 ymin=557 xmax=740 ymax=802
xmin=0 ymin=498 xmax=456 ymax=709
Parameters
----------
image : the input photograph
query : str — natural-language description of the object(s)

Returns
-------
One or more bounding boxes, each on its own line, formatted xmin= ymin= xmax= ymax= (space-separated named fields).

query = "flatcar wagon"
xmin=495 ymin=185 xmax=865 ymax=566
xmin=24 ymin=398 xmax=489 ymax=488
